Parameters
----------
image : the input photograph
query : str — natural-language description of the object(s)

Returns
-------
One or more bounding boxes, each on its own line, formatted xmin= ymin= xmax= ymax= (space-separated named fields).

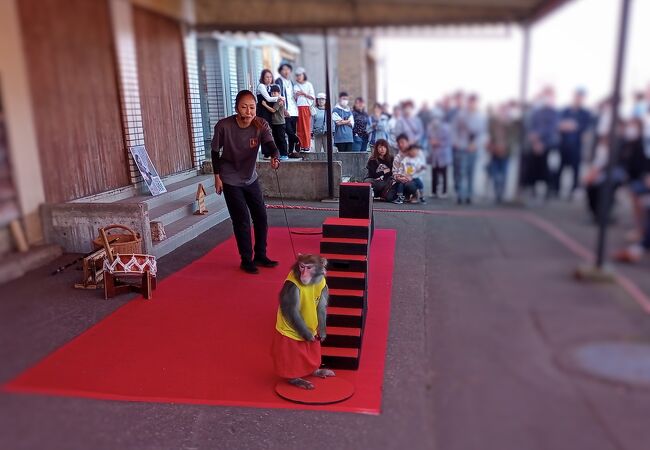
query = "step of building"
xmin=152 ymin=196 xmax=229 ymax=259
xmin=321 ymin=253 xmax=368 ymax=273
xmin=149 ymin=191 xmax=221 ymax=227
xmin=117 ymin=174 xmax=215 ymax=210
xmin=320 ymin=237 xmax=369 ymax=256
xmin=326 ymin=270 xmax=367 ymax=290
xmin=322 ymin=217 xmax=371 ymax=240
xmin=325 ymin=326 xmax=362 ymax=348
xmin=326 ymin=306 xmax=363 ymax=328
xmin=328 ymin=288 xmax=365 ymax=308
xmin=0 ymin=244 xmax=63 ymax=285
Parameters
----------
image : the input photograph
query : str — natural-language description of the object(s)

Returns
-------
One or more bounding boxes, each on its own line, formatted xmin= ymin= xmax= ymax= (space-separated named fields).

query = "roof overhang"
xmin=129 ymin=0 xmax=573 ymax=31
xmin=193 ymin=0 xmax=573 ymax=31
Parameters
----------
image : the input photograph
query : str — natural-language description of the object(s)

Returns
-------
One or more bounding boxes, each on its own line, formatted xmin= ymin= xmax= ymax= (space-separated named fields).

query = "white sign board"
xmin=129 ymin=145 xmax=166 ymax=196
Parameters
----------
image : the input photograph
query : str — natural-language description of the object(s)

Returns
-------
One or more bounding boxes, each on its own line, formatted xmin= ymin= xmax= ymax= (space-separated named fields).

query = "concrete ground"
xmin=1 ymin=195 xmax=650 ymax=450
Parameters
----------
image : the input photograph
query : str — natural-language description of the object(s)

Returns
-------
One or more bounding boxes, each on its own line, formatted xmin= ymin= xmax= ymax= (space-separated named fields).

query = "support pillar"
xmin=595 ymin=0 xmax=632 ymax=268
xmin=183 ymin=28 xmax=206 ymax=168
xmin=0 ymin=0 xmax=46 ymax=244
xmin=511 ymin=22 xmax=531 ymax=202
xmin=109 ymin=0 xmax=146 ymax=186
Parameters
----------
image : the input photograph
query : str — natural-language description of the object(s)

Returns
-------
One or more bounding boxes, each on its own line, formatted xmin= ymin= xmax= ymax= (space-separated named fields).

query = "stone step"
xmin=152 ymin=197 xmax=229 ymax=259
xmin=149 ymin=191 xmax=221 ymax=227
xmin=0 ymin=244 xmax=62 ymax=285
xmin=117 ymin=174 xmax=215 ymax=210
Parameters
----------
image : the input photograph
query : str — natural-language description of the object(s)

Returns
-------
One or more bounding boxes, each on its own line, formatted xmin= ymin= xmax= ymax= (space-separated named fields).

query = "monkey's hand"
xmin=318 ymin=332 xmax=327 ymax=343
xmin=302 ymin=333 xmax=316 ymax=342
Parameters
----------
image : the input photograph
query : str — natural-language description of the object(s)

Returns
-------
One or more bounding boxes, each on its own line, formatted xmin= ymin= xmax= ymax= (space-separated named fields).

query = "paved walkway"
xmin=1 ymin=198 xmax=649 ymax=450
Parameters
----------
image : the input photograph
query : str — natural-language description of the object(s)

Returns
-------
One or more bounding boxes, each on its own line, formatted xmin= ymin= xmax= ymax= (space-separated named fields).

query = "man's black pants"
xmin=222 ymin=180 xmax=268 ymax=262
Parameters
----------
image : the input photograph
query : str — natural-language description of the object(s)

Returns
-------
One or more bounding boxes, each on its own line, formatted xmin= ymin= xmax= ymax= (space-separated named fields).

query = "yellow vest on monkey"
xmin=276 ymin=271 xmax=326 ymax=341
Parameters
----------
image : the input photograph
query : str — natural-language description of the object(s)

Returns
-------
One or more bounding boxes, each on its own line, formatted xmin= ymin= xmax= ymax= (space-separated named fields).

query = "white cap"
xmin=295 ymin=67 xmax=306 ymax=75
xmin=316 ymin=92 xmax=326 ymax=99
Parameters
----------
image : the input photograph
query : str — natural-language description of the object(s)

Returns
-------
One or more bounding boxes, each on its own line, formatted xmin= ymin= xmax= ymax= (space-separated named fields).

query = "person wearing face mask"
xmin=311 ymin=93 xmax=328 ymax=153
xmin=332 ymin=92 xmax=354 ymax=152
xmin=211 ymin=90 xmax=281 ymax=274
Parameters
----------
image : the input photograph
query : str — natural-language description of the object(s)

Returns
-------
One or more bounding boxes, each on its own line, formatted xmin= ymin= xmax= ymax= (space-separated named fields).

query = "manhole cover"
xmin=562 ymin=341 xmax=650 ymax=388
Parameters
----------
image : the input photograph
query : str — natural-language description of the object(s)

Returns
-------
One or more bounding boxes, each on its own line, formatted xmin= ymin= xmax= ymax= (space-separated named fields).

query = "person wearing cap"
xmin=293 ymin=67 xmax=315 ymax=152
xmin=275 ymin=63 xmax=300 ymax=156
xmin=312 ymin=93 xmax=328 ymax=153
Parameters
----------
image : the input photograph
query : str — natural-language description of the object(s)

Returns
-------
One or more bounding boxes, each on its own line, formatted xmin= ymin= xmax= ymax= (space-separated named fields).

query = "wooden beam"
xmin=193 ymin=0 xmax=535 ymax=30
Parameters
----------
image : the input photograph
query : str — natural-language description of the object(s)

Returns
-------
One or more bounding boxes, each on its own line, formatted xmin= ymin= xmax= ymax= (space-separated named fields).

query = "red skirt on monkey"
xmin=271 ymin=254 xmax=335 ymax=389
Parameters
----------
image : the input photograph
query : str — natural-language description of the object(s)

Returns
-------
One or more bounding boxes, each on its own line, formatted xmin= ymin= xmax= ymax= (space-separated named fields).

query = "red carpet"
xmin=3 ymin=228 xmax=396 ymax=414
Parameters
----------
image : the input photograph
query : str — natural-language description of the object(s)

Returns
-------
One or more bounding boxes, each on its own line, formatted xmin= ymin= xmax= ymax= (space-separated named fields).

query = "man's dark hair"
xmin=396 ymin=133 xmax=409 ymax=143
xmin=355 ymin=97 xmax=364 ymax=103
xmin=339 ymin=91 xmax=349 ymax=98
xmin=407 ymin=144 xmax=422 ymax=151
xmin=269 ymin=84 xmax=281 ymax=94
xmin=278 ymin=63 xmax=293 ymax=73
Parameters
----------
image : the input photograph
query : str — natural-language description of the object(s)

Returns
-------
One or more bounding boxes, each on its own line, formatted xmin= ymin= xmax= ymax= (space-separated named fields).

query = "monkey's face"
xmin=298 ymin=262 xmax=317 ymax=284
xmin=293 ymin=255 xmax=327 ymax=285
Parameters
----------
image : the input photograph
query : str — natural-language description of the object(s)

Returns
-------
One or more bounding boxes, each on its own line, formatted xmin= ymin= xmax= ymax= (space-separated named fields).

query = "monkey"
xmin=270 ymin=254 xmax=335 ymax=390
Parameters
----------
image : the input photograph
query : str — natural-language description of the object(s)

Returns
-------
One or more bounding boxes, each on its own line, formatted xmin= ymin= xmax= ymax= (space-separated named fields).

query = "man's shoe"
xmin=240 ymin=260 xmax=259 ymax=274
xmin=254 ymin=256 xmax=279 ymax=268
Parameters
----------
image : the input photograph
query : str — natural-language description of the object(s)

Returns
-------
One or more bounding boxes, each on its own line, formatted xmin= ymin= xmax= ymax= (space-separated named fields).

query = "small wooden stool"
xmin=103 ymin=254 xmax=157 ymax=300
xmin=100 ymin=228 xmax=157 ymax=300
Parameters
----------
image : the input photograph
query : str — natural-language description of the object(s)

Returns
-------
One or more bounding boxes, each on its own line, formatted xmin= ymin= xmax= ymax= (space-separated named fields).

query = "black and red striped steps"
xmin=320 ymin=215 xmax=371 ymax=370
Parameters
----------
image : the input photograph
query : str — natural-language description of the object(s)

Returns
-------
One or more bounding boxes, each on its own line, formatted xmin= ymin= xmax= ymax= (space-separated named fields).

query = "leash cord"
xmin=274 ymin=168 xmax=297 ymax=258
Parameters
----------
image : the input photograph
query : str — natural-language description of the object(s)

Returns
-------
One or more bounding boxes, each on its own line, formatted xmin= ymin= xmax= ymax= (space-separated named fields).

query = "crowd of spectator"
xmin=255 ymin=65 xmax=650 ymax=263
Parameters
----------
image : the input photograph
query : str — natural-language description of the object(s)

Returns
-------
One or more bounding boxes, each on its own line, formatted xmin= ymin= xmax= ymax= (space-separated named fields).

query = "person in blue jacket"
xmin=332 ymin=92 xmax=354 ymax=152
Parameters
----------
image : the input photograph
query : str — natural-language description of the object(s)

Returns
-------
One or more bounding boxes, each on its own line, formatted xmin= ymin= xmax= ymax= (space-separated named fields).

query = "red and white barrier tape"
xmin=266 ymin=203 xmax=650 ymax=314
